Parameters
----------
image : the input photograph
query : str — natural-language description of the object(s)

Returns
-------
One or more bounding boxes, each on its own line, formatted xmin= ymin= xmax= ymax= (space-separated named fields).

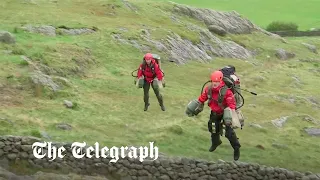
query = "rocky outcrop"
xmin=121 ymin=0 xmax=138 ymax=13
xmin=19 ymin=25 xmax=96 ymax=36
xmin=21 ymin=25 xmax=56 ymax=36
xmin=109 ymin=3 xmax=292 ymax=64
xmin=270 ymin=114 xmax=320 ymax=129
xmin=171 ymin=3 xmax=287 ymax=43
xmin=156 ymin=32 xmax=212 ymax=64
xmin=196 ymin=29 xmax=252 ymax=59
xmin=0 ymin=135 xmax=319 ymax=180
xmin=113 ymin=26 xmax=252 ymax=64
xmin=58 ymin=28 xmax=96 ymax=36
xmin=304 ymin=128 xmax=320 ymax=136
xmin=19 ymin=44 xmax=94 ymax=95
xmin=30 ymin=70 xmax=60 ymax=92
xmin=172 ymin=4 xmax=255 ymax=34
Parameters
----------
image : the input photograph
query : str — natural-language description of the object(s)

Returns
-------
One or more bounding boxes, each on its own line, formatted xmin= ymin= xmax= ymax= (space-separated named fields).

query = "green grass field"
xmin=1 ymin=0 xmax=320 ymax=174
xmin=166 ymin=0 xmax=320 ymax=30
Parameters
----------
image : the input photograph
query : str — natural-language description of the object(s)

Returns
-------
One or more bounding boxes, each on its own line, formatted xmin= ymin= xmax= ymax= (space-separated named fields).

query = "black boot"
xmin=209 ymin=133 xmax=222 ymax=152
xmin=225 ymin=126 xmax=241 ymax=160
xmin=209 ymin=140 xmax=222 ymax=152
xmin=143 ymin=82 xmax=150 ymax=111
xmin=160 ymin=104 xmax=165 ymax=111
xmin=144 ymin=103 xmax=150 ymax=111
xmin=234 ymin=147 xmax=240 ymax=161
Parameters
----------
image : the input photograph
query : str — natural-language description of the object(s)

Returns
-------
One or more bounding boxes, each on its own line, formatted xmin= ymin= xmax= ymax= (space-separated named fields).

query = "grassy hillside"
xmin=1 ymin=0 xmax=320 ymax=174
xmin=166 ymin=0 xmax=320 ymax=31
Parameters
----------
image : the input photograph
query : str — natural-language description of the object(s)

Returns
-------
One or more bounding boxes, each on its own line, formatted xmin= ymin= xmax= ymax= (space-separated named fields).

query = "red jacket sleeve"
xmin=154 ymin=63 xmax=163 ymax=81
xmin=137 ymin=64 xmax=143 ymax=78
xmin=224 ymin=89 xmax=236 ymax=109
xmin=198 ymin=86 xmax=208 ymax=103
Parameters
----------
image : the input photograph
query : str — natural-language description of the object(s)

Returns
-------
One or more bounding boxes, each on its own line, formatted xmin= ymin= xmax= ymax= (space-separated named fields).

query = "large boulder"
xmin=0 ymin=31 xmax=16 ymax=44
xmin=275 ymin=48 xmax=295 ymax=60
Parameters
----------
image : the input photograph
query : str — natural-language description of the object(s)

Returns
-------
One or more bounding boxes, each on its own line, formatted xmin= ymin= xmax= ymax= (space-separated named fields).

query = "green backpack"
xmin=132 ymin=54 xmax=165 ymax=88
xmin=206 ymin=76 xmax=243 ymax=110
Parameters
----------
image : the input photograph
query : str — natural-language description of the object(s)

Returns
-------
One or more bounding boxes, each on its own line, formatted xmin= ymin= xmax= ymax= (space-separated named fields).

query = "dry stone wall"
xmin=270 ymin=30 xmax=320 ymax=37
xmin=0 ymin=135 xmax=320 ymax=180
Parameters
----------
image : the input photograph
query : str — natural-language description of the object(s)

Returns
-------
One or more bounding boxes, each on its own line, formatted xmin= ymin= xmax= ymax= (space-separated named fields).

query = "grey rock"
xmin=307 ymin=174 xmax=319 ymax=180
xmin=304 ymin=128 xmax=320 ymax=136
xmin=0 ymin=142 xmax=5 ymax=149
xmin=302 ymin=43 xmax=318 ymax=54
xmin=301 ymin=115 xmax=319 ymax=124
xmin=308 ymin=97 xmax=320 ymax=106
xmin=21 ymin=145 xmax=31 ymax=151
xmin=208 ymin=25 xmax=227 ymax=36
xmin=302 ymin=176 xmax=311 ymax=180
xmin=19 ymin=152 xmax=29 ymax=159
xmin=21 ymin=136 xmax=42 ymax=145
xmin=30 ymin=70 xmax=60 ymax=92
xmin=21 ymin=24 xmax=56 ymax=36
xmin=275 ymin=48 xmax=296 ymax=60
xmin=7 ymin=153 xmax=17 ymax=160
xmin=271 ymin=116 xmax=289 ymax=128
xmin=249 ymin=123 xmax=263 ymax=129
xmin=121 ymin=0 xmax=138 ymax=13
xmin=56 ymin=123 xmax=72 ymax=130
xmin=58 ymin=28 xmax=95 ymax=35
xmin=0 ymin=31 xmax=16 ymax=44
xmin=63 ymin=100 xmax=73 ymax=108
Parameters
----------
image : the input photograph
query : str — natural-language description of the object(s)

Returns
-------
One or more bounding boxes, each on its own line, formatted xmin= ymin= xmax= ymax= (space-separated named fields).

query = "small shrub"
xmin=19 ymin=60 xmax=29 ymax=66
xmin=168 ymin=125 xmax=183 ymax=135
xmin=13 ymin=27 xmax=19 ymax=33
xmin=266 ymin=21 xmax=298 ymax=31
xmin=12 ymin=46 xmax=26 ymax=55
xmin=30 ymin=129 xmax=41 ymax=138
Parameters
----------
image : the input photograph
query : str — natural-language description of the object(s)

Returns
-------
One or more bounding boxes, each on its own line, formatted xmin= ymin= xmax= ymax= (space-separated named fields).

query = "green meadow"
xmin=1 ymin=0 xmax=320 ymax=174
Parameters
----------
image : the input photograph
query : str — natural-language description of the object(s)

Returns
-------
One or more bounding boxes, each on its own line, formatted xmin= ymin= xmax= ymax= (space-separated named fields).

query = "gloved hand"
xmin=162 ymin=79 xmax=166 ymax=87
xmin=224 ymin=120 xmax=232 ymax=126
